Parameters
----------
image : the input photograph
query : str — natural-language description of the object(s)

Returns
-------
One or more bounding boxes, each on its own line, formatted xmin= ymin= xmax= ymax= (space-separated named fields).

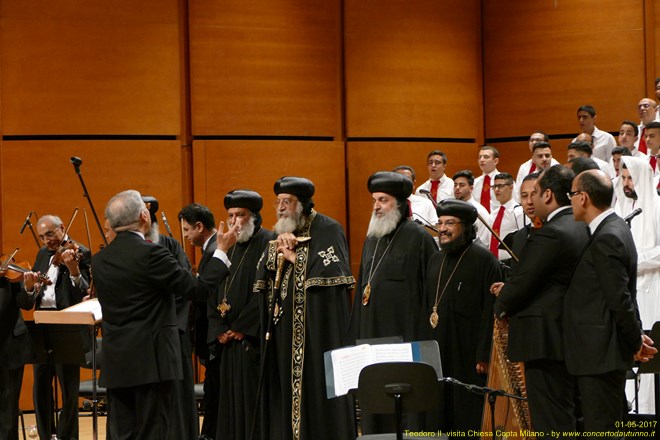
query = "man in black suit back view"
xmin=565 ymin=170 xmax=656 ymax=433
xmin=93 ymin=190 xmax=237 ymax=440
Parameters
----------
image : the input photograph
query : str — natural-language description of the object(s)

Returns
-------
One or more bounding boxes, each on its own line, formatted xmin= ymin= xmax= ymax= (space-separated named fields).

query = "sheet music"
xmin=372 ymin=343 xmax=413 ymax=363
xmin=331 ymin=345 xmax=373 ymax=396
xmin=34 ymin=298 xmax=102 ymax=325
xmin=329 ymin=343 xmax=413 ymax=396
xmin=65 ymin=298 xmax=102 ymax=321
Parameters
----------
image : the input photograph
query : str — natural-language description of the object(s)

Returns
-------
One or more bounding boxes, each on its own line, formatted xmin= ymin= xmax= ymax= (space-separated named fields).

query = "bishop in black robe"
xmin=212 ymin=218 xmax=275 ymax=439
xmin=421 ymin=200 xmax=502 ymax=435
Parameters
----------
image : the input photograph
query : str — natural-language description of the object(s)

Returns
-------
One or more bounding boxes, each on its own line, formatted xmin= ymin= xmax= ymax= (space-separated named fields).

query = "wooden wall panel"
xmin=188 ymin=0 xmax=341 ymax=137
xmin=1 ymin=140 xmax=187 ymax=263
xmin=346 ymin=141 xmax=479 ymax=274
xmin=192 ymin=139 xmax=347 ymax=233
xmin=344 ymin=0 xmax=482 ymax=139
xmin=483 ymin=0 xmax=645 ymax=139
xmin=0 ymin=0 xmax=182 ymax=135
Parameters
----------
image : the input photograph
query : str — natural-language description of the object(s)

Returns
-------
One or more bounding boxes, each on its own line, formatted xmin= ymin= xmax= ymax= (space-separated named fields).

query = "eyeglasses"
xmin=567 ymin=190 xmax=582 ymax=198
xmin=492 ymin=184 xmax=512 ymax=189
xmin=437 ymin=220 xmax=463 ymax=228
xmin=38 ymin=229 xmax=58 ymax=241
xmin=529 ymin=138 xmax=545 ymax=143
xmin=273 ymin=198 xmax=296 ymax=208
xmin=427 ymin=160 xmax=445 ymax=166
xmin=638 ymin=103 xmax=655 ymax=109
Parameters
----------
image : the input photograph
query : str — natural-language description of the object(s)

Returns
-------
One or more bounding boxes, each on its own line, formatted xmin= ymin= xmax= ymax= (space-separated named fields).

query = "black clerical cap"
xmin=141 ymin=195 xmax=159 ymax=223
xmin=367 ymin=171 xmax=413 ymax=200
xmin=224 ymin=189 xmax=264 ymax=213
xmin=436 ymin=199 xmax=477 ymax=225
xmin=274 ymin=177 xmax=315 ymax=200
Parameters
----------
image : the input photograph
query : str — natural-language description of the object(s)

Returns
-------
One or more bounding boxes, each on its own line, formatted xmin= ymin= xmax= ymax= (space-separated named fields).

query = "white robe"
xmin=614 ymin=156 xmax=660 ymax=414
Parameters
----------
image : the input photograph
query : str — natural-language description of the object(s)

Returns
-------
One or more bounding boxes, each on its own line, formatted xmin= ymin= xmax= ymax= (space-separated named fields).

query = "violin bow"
xmin=83 ymin=208 xmax=94 ymax=256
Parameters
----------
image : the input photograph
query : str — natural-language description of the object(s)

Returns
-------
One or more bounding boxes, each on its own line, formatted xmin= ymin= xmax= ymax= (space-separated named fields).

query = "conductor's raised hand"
xmin=216 ymin=221 xmax=240 ymax=253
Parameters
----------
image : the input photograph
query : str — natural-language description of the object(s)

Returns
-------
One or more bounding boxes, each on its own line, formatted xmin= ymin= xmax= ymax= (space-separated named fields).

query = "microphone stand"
xmin=70 ymin=157 xmax=108 ymax=247
xmin=442 ymin=376 xmax=527 ymax=439
xmin=20 ymin=211 xmax=41 ymax=249
xmin=624 ymin=208 xmax=642 ymax=229
xmin=249 ymin=252 xmax=287 ymax=440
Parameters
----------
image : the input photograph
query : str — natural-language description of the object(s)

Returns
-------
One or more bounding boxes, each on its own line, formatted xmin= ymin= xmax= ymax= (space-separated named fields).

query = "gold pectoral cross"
xmin=217 ymin=298 xmax=232 ymax=318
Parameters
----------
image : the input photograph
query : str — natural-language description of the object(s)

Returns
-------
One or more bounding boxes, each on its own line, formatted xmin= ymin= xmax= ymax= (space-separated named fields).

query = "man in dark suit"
xmin=93 ymin=190 xmax=237 ymax=439
xmin=565 ymin=170 xmax=655 ymax=433
xmin=0 ymin=273 xmax=33 ymax=440
xmin=143 ymin=196 xmax=198 ymax=440
xmin=493 ymin=165 xmax=589 ymax=434
xmin=178 ymin=203 xmax=223 ymax=440
xmin=21 ymin=215 xmax=91 ymax=440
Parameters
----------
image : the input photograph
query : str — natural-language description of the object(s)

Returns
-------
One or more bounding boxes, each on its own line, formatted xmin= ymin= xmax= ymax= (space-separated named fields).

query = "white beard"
xmin=274 ymin=203 xmax=304 ymax=235
xmin=234 ymin=215 xmax=256 ymax=243
xmin=366 ymin=208 xmax=402 ymax=238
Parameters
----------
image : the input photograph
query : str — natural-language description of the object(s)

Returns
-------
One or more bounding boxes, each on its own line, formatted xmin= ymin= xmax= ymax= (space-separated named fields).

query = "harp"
xmin=481 ymin=318 xmax=533 ymax=439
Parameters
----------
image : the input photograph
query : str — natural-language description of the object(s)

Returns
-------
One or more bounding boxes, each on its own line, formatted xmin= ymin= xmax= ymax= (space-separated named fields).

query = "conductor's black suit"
xmin=92 ymin=231 xmax=226 ymax=440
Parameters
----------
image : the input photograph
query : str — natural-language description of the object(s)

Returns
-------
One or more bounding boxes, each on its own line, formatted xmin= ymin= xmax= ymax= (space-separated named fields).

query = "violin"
xmin=51 ymin=240 xmax=83 ymax=266
xmin=0 ymin=253 xmax=52 ymax=285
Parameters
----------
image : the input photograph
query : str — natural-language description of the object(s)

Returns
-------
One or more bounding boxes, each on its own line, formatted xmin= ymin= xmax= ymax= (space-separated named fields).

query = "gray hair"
xmin=37 ymin=215 xmax=64 ymax=228
xmin=105 ymin=190 xmax=146 ymax=231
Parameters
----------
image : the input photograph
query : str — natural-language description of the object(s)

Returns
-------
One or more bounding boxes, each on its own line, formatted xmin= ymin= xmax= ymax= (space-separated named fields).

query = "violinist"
xmin=19 ymin=214 xmax=91 ymax=440
xmin=0 ymin=264 xmax=33 ymax=440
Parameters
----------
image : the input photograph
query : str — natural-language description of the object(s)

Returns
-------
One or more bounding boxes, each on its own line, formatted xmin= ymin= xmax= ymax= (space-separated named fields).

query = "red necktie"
xmin=639 ymin=127 xmax=647 ymax=155
xmin=430 ymin=180 xmax=439 ymax=202
xmin=489 ymin=206 xmax=505 ymax=256
xmin=480 ymin=175 xmax=491 ymax=213
xmin=650 ymin=155 xmax=657 ymax=173
xmin=529 ymin=163 xmax=537 ymax=173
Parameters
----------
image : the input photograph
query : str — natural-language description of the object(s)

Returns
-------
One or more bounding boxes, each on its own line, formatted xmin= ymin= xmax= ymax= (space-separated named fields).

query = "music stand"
xmin=26 ymin=321 xmax=91 ymax=439
xmin=32 ymin=299 xmax=102 ymax=440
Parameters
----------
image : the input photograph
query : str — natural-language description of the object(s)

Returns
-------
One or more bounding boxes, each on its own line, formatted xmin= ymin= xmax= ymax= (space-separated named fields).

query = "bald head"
xmin=576 ymin=170 xmax=613 ymax=210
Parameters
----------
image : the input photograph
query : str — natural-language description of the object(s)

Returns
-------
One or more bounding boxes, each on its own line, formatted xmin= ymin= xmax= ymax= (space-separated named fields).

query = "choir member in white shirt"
xmin=415 ymin=150 xmax=454 ymax=204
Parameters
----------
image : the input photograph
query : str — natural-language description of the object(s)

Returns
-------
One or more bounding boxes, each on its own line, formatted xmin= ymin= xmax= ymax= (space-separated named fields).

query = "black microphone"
xmin=623 ymin=208 xmax=642 ymax=223
xmin=418 ymin=188 xmax=438 ymax=207
xmin=70 ymin=156 xmax=83 ymax=175
xmin=20 ymin=211 xmax=34 ymax=234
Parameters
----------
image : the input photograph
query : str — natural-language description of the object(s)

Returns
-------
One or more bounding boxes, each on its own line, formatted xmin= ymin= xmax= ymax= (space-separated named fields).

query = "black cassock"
xmin=349 ymin=219 xmax=438 ymax=343
xmin=211 ymin=227 xmax=275 ymax=440
xmin=420 ymin=241 xmax=502 ymax=435
xmin=254 ymin=210 xmax=355 ymax=440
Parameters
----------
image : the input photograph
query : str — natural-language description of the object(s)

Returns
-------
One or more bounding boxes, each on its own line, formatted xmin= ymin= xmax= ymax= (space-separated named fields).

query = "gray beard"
xmin=235 ymin=215 xmax=256 ymax=243
xmin=366 ymin=208 xmax=402 ymax=238
xmin=274 ymin=203 xmax=305 ymax=235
